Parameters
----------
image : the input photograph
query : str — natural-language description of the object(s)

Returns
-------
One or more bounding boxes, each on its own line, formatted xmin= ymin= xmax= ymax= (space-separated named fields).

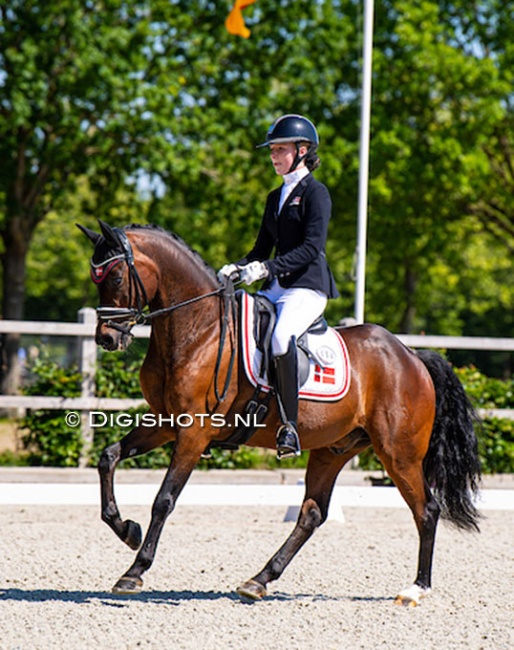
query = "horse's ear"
xmin=98 ymin=219 xmax=121 ymax=249
xmin=76 ymin=223 xmax=101 ymax=245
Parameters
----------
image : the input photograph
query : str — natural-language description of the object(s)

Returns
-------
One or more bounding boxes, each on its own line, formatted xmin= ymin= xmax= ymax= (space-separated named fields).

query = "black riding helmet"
xmin=257 ymin=114 xmax=320 ymax=172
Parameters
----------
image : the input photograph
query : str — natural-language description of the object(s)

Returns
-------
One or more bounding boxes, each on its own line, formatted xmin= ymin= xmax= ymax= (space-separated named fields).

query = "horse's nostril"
xmin=96 ymin=332 xmax=114 ymax=349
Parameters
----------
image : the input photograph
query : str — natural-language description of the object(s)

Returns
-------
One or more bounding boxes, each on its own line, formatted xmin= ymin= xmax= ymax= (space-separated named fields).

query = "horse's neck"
xmin=145 ymin=237 xmax=220 ymax=346
xmin=157 ymin=256 xmax=216 ymax=309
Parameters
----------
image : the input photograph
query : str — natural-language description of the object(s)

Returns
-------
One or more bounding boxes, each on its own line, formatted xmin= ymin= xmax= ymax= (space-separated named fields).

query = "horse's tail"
xmin=416 ymin=349 xmax=482 ymax=532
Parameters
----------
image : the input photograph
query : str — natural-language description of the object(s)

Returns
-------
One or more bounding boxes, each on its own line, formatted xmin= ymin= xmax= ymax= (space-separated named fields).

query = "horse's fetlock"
xmin=102 ymin=502 xmax=119 ymax=521
xmin=135 ymin=540 xmax=159 ymax=572
xmin=106 ymin=499 xmax=118 ymax=514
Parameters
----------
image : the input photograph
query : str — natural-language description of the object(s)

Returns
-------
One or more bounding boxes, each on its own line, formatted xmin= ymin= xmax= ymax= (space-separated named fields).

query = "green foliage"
xmin=454 ymin=366 xmax=514 ymax=409
xmin=16 ymin=351 xmax=161 ymax=467
xmin=2 ymin=0 xmax=514 ymax=349
xmin=0 ymin=449 xmax=30 ymax=466
xmin=197 ymin=448 xmax=309 ymax=471
xmin=355 ymin=449 xmax=385 ymax=473
xmin=362 ymin=0 xmax=513 ymax=333
xmin=476 ymin=418 xmax=514 ymax=475
xmin=16 ymin=350 xmax=514 ymax=472
xmin=20 ymin=357 xmax=83 ymax=466
xmin=95 ymin=351 xmax=144 ymax=399
xmin=196 ymin=447 xmax=272 ymax=471
xmin=26 ymin=181 xmax=148 ymax=321
xmin=455 ymin=365 xmax=514 ymax=474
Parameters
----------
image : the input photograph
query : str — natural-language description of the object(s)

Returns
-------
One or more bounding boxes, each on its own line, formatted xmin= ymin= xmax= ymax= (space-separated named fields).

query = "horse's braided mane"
xmin=124 ymin=223 xmax=218 ymax=282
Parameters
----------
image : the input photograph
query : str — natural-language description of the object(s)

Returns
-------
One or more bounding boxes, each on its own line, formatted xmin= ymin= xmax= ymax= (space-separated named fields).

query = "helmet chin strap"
xmin=287 ymin=143 xmax=308 ymax=174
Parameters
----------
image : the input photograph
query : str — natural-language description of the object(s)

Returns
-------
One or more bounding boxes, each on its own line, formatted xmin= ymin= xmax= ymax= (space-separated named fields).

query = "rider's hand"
xmin=217 ymin=263 xmax=240 ymax=283
xmin=239 ymin=261 xmax=269 ymax=285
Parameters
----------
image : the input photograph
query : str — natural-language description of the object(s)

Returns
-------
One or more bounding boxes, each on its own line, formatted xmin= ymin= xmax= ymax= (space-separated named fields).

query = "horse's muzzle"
xmin=95 ymin=322 xmax=133 ymax=351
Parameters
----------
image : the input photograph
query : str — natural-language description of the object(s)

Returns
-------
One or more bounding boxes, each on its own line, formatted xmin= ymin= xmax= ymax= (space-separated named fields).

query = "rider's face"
xmin=269 ymin=142 xmax=306 ymax=176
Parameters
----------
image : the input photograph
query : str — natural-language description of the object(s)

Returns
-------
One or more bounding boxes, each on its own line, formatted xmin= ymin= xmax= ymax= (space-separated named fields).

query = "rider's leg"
xmin=270 ymin=287 xmax=327 ymax=459
xmin=273 ymin=337 xmax=301 ymax=459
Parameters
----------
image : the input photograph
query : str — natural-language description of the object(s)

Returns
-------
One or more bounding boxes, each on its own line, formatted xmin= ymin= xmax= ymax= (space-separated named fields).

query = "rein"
xmin=213 ymin=277 xmax=238 ymax=403
xmin=93 ymin=228 xmax=238 ymax=403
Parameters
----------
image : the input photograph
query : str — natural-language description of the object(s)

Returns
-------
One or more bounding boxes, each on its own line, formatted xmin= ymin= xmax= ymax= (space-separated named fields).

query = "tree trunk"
xmin=1 ymin=218 xmax=29 ymax=396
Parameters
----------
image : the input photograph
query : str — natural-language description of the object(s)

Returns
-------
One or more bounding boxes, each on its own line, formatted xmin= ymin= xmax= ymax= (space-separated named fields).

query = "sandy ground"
xmin=0 ymin=499 xmax=513 ymax=650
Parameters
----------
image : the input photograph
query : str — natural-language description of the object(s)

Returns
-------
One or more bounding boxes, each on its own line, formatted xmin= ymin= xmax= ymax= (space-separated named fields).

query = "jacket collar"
xmin=282 ymin=165 xmax=310 ymax=187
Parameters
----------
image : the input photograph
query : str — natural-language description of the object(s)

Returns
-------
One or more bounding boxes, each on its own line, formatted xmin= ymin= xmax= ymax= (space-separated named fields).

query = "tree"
xmin=3 ymin=0 xmax=514 ymax=395
xmin=0 ymin=2 xmax=135 ymax=388
xmin=0 ymin=0 xmax=361 ymax=392
xmin=448 ymin=0 xmax=514 ymax=247
xmin=357 ymin=0 xmax=512 ymax=332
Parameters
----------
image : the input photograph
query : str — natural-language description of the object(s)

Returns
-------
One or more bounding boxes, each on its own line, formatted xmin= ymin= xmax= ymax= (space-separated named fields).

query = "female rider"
xmin=218 ymin=114 xmax=339 ymax=459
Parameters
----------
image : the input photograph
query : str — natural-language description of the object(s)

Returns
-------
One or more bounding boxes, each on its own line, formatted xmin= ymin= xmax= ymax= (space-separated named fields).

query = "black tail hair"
xmin=417 ymin=350 xmax=482 ymax=532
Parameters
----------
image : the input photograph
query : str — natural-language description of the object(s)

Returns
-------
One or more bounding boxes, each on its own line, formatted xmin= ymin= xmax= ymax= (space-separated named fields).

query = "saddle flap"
xmin=252 ymin=294 xmax=277 ymax=352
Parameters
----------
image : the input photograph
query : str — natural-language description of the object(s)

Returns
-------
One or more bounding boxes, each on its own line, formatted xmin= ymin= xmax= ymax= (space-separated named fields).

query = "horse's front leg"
xmin=111 ymin=429 xmax=209 ymax=594
xmin=99 ymin=422 xmax=174 ymax=551
xmin=237 ymin=446 xmax=360 ymax=600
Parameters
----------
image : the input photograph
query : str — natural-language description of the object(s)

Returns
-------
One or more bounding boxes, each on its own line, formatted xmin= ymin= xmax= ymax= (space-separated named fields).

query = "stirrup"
xmin=276 ymin=423 xmax=301 ymax=460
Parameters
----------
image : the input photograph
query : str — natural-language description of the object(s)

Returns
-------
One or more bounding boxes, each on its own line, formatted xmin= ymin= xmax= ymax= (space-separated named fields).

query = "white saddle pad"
xmin=240 ymin=292 xmax=351 ymax=402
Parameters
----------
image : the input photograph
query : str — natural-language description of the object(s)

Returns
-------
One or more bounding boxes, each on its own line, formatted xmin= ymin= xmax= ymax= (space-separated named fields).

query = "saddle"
xmin=250 ymin=292 xmax=328 ymax=388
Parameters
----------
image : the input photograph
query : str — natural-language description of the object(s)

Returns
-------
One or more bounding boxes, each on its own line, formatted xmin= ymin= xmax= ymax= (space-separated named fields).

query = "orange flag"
xmin=225 ymin=0 xmax=256 ymax=39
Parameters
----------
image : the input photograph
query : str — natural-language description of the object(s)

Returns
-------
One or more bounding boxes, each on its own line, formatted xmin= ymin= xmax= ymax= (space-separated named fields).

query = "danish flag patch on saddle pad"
xmin=240 ymin=292 xmax=351 ymax=402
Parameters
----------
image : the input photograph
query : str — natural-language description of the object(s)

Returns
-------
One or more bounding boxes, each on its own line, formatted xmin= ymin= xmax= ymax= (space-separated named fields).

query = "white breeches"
xmin=259 ymin=280 xmax=328 ymax=356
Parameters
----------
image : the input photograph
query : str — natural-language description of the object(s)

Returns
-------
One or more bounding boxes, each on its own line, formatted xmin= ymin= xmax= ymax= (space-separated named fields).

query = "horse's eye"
xmin=112 ymin=276 xmax=123 ymax=287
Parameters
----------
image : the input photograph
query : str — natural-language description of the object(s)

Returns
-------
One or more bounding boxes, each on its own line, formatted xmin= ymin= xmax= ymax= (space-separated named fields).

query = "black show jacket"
xmin=238 ymin=173 xmax=339 ymax=299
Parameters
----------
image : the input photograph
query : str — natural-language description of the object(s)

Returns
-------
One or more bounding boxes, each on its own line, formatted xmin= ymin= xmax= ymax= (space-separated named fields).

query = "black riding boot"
xmin=273 ymin=339 xmax=301 ymax=460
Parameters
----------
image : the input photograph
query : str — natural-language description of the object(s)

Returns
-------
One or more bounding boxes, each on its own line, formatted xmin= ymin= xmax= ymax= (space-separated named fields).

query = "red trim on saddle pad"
xmin=240 ymin=292 xmax=351 ymax=402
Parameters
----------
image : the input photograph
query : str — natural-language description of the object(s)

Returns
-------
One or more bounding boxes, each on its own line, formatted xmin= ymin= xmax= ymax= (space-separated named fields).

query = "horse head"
xmin=77 ymin=220 xmax=159 ymax=351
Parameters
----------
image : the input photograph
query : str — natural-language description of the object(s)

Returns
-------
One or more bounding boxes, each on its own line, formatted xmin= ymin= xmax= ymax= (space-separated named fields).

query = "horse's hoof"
xmin=394 ymin=594 xmax=419 ymax=607
xmin=236 ymin=579 xmax=267 ymax=601
xmin=123 ymin=520 xmax=142 ymax=550
xmin=112 ymin=576 xmax=143 ymax=595
xmin=394 ymin=585 xmax=431 ymax=607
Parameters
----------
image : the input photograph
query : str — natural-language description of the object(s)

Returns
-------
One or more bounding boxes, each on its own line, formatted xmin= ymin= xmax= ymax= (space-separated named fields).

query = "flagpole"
xmin=354 ymin=0 xmax=375 ymax=324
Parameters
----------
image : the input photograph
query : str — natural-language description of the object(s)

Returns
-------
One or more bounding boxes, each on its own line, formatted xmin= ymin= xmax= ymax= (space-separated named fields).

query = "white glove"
xmin=239 ymin=261 xmax=269 ymax=285
xmin=217 ymin=263 xmax=240 ymax=283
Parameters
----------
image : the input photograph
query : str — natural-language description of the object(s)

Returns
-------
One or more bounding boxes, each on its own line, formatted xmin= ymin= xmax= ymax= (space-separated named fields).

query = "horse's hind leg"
xmin=237 ymin=445 xmax=366 ymax=601
xmin=99 ymin=422 xmax=173 ymax=550
xmin=378 ymin=448 xmax=440 ymax=607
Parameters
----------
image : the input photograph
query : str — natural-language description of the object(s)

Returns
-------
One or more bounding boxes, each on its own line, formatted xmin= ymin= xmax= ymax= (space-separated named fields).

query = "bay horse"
xmin=78 ymin=220 xmax=481 ymax=607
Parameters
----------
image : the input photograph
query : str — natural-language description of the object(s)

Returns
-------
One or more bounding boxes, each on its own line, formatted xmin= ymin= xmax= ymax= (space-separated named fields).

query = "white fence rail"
xmin=0 ymin=396 xmax=145 ymax=410
xmin=0 ymin=308 xmax=147 ymax=466
xmin=397 ymin=334 xmax=514 ymax=352
xmin=1 ymin=309 xmax=513 ymax=465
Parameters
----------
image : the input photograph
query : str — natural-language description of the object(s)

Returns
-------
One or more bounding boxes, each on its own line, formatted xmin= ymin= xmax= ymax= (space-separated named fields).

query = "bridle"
xmin=92 ymin=227 xmax=238 ymax=402
xmin=92 ymin=227 xmax=149 ymax=334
